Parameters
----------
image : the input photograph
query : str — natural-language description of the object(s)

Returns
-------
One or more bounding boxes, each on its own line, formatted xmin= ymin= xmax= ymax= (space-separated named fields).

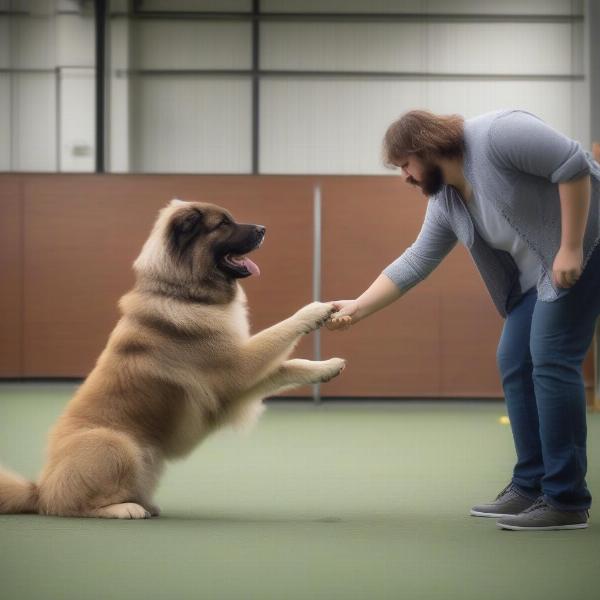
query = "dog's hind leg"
xmin=88 ymin=502 xmax=151 ymax=519
xmin=38 ymin=427 xmax=151 ymax=519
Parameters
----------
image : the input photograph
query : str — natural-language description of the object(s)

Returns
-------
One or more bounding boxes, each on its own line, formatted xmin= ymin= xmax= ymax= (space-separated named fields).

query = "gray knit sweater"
xmin=382 ymin=109 xmax=600 ymax=317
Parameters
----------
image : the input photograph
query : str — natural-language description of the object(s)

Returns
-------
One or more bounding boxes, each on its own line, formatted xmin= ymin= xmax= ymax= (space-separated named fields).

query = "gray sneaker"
xmin=497 ymin=498 xmax=589 ymax=531
xmin=470 ymin=482 xmax=538 ymax=518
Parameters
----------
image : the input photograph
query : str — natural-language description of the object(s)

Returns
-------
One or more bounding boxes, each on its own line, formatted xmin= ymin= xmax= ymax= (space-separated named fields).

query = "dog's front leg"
xmin=236 ymin=358 xmax=347 ymax=403
xmin=267 ymin=358 xmax=347 ymax=393
xmin=228 ymin=357 xmax=346 ymax=430
xmin=236 ymin=302 xmax=337 ymax=388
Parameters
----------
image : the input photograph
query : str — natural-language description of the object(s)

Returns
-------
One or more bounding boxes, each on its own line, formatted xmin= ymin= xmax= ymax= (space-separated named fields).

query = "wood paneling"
xmin=436 ymin=247 xmax=504 ymax=397
xmin=0 ymin=176 xmax=23 ymax=376
xmin=321 ymin=177 xmax=504 ymax=397
xmin=21 ymin=176 xmax=314 ymax=394
xmin=320 ymin=177 xmax=443 ymax=396
xmin=0 ymin=173 xmax=593 ymax=400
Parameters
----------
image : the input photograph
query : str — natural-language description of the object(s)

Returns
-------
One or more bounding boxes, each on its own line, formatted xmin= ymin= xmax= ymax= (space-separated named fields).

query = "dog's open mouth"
xmin=223 ymin=253 xmax=261 ymax=277
xmin=216 ymin=225 xmax=265 ymax=279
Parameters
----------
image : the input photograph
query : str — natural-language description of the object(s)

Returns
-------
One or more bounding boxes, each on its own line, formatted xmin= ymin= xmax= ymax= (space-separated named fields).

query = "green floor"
xmin=1 ymin=384 xmax=599 ymax=600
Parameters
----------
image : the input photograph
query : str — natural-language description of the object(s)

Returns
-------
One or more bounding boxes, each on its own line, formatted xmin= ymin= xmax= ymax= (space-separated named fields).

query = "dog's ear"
xmin=168 ymin=208 xmax=205 ymax=260
xmin=178 ymin=209 xmax=204 ymax=233
xmin=169 ymin=198 xmax=189 ymax=208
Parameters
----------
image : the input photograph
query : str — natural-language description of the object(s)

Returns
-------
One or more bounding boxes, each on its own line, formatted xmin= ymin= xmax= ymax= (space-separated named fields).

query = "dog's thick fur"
xmin=0 ymin=199 xmax=345 ymax=519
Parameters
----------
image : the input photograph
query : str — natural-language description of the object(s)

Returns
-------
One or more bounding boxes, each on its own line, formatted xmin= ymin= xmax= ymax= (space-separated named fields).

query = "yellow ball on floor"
xmin=498 ymin=415 xmax=510 ymax=425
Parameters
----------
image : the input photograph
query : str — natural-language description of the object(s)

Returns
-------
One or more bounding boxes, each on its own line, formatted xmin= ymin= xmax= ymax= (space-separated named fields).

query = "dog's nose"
xmin=255 ymin=225 xmax=266 ymax=245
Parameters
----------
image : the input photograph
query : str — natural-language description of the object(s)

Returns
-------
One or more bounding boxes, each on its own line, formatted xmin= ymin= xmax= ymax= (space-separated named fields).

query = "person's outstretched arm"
xmin=327 ymin=199 xmax=457 ymax=331
xmin=325 ymin=273 xmax=402 ymax=330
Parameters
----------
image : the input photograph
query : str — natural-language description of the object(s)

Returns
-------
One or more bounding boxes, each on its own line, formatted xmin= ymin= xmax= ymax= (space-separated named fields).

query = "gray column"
xmin=312 ymin=184 xmax=322 ymax=404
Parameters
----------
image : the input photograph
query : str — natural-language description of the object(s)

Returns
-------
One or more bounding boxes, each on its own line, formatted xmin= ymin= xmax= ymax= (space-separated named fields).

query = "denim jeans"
xmin=497 ymin=243 xmax=600 ymax=511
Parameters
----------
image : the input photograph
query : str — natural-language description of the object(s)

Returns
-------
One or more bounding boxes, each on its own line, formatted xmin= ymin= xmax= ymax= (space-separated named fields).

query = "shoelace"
xmin=521 ymin=497 xmax=549 ymax=514
xmin=524 ymin=498 xmax=591 ymax=517
xmin=495 ymin=482 xmax=516 ymax=501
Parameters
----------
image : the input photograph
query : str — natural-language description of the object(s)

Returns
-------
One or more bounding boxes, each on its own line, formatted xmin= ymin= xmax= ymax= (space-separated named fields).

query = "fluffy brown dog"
xmin=0 ymin=199 xmax=345 ymax=519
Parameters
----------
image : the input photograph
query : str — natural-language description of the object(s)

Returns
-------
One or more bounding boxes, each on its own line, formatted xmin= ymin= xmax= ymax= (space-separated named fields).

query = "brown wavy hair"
xmin=382 ymin=110 xmax=465 ymax=168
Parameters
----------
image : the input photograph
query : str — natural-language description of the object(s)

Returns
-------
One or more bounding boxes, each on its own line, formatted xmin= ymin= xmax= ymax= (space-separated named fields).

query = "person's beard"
xmin=406 ymin=162 xmax=444 ymax=196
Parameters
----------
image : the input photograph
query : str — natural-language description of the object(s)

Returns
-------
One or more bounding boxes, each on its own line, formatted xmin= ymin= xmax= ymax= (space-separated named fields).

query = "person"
xmin=326 ymin=109 xmax=600 ymax=531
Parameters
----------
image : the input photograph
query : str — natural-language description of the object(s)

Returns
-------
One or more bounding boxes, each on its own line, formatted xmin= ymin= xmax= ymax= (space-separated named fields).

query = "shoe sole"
xmin=470 ymin=509 xmax=516 ymax=518
xmin=497 ymin=522 xmax=588 ymax=531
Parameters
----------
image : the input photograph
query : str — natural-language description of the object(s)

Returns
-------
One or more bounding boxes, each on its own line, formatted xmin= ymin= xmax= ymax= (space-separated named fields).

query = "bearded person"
xmin=326 ymin=109 xmax=600 ymax=531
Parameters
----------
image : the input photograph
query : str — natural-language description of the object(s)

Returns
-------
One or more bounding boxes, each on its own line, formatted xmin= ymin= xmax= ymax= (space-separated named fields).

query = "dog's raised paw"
xmin=319 ymin=357 xmax=346 ymax=382
xmin=297 ymin=302 xmax=338 ymax=334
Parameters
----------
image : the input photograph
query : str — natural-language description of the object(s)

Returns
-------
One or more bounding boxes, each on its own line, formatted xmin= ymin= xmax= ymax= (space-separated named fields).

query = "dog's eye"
xmin=219 ymin=218 xmax=232 ymax=228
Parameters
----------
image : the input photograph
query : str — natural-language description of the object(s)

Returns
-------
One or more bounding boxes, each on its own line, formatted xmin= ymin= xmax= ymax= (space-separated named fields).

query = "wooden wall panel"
xmin=0 ymin=173 xmax=593 ymax=400
xmin=320 ymin=177 xmax=443 ymax=396
xmin=21 ymin=176 xmax=315 ymax=395
xmin=321 ymin=177 xmax=503 ymax=397
xmin=435 ymin=246 xmax=504 ymax=397
xmin=0 ymin=176 xmax=23 ymax=376
xmin=23 ymin=176 xmax=156 ymax=376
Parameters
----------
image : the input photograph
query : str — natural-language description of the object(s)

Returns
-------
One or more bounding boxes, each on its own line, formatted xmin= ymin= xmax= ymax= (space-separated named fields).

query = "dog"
xmin=0 ymin=199 xmax=346 ymax=519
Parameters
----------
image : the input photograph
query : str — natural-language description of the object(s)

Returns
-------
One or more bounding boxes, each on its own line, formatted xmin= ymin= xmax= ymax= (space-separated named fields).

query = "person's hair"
xmin=382 ymin=110 xmax=465 ymax=169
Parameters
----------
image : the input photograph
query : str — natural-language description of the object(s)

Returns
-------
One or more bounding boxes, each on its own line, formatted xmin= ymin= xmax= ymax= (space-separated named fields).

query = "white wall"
xmin=0 ymin=4 xmax=95 ymax=172
xmin=0 ymin=74 xmax=11 ymax=169
xmin=260 ymin=79 xmax=586 ymax=174
xmin=130 ymin=76 xmax=252 ymax=173
xmin=124 ymin=0 xmax=587 ymax=174
xmin=112 ymin=18 xmax=253 ymax=173
xmin=57 ymin=12 xmax=95 ymax=172
xmin=0 ymin=0 xmax=590 ymax=174
xmin=138 ymin=0 xmax=251 ymax=11
xmin=259 ymin=13 xmax=587 ymax=174
xmin=108 ymin=16 xmax=131 ymax=173
xmin=133 ymin=20 xmax=252 ymax=70
xmin=261 ymin=0 xmax=582 ymax=16
xmin=59 ymin=69 xmax=95 ymax=172
xmin=11 ymin=73 xmax=57 ymax=171
xmin=261 ymin=22 xmax=581 ymax=75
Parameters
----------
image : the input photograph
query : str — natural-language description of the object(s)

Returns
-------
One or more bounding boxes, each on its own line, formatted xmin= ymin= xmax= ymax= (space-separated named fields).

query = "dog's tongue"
xmin=241 ymin=257 xmax=260 ymax=276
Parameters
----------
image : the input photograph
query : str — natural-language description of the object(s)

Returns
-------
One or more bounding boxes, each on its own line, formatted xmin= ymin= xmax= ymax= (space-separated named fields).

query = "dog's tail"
xmin=0 ymin=465 xmax=39 ymax=514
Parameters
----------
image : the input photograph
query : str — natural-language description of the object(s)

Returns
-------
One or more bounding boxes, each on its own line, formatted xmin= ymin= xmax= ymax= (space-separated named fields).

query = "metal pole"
xmin=251 ymin=0 xmax=259 ymax=174
xmin=55 ymin=67 xmax=61 ymax=171
xmin=95 ymin=0 xmax=107 ymax=172
xmin=312 ymin=184 xmax=322 ymax=403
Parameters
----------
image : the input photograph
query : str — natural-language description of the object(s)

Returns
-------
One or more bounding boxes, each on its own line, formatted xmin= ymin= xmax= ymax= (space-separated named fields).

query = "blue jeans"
xmin=497 ymin=244 xmax=600 ymax=511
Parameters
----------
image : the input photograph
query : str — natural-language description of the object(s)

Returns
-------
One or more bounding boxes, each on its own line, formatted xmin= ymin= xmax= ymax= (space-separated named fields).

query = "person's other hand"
xmin=325 ymin=300 xmax=361 ymax=331
xmin=552 ymin=245 xmax=583 ymax=289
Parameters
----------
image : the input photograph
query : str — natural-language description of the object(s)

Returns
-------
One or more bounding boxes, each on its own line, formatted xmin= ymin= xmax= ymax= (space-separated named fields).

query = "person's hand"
xmin=325 ymin=300 xmax=361 ymax=331
xmin=552 ymin=245 xmax=583 ymax=289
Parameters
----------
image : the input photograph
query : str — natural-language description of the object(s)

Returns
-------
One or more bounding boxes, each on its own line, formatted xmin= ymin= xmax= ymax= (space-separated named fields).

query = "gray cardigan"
xmin=383 ymin=110 xmax=600 ymax=317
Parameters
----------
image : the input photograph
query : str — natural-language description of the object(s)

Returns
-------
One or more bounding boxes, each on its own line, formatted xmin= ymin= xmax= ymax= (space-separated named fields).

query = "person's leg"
xmin=496 ymin=288 xmax=543 ymax=499
xmin=530 ymin=245 xmax=600 ymax=511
